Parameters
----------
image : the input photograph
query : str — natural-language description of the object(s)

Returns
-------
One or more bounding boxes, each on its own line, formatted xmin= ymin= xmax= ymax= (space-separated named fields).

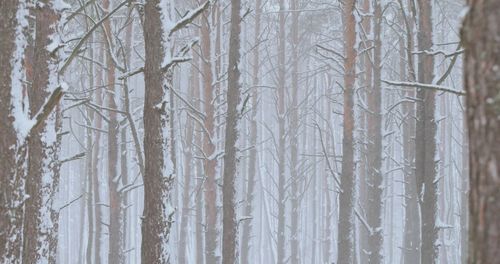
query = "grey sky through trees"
xmin=1 ymin=0 xmax=498 ymax=263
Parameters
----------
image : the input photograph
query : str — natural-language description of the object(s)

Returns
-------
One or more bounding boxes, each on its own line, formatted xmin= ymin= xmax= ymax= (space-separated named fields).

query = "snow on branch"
xmin=27 ymin=86 xmax=65 ymax=140
xmin=168 ymin=1 xmax=210 ymax=36
xmin=60 ymin=0 xmax=130 ymax=74
xmin=382 ymin=80 xmax=466 ymax=96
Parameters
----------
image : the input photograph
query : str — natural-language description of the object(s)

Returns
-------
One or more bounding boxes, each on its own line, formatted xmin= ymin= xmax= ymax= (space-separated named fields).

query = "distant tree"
xmin=336 ymin=0 xmax=357 ymax=263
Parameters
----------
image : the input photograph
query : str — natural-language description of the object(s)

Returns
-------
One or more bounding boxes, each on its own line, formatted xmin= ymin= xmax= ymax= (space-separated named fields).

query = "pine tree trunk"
xmin=462 ymin=0 xmax=500 ymax=262
xmin=102 ymin=1 xmax=123 ymax=262
xmin=178 ymin=51 xmax=199 ymax=264
xmin=366 ymin=2 xmax=383 ymax=263
xmin=221 ymin=0 xmax=242 ymax=262
xmin=141 ymin=1 xmax=175 ymax=262
xmin=277 ymin=1 xmax=287 ymax=263
xmin=400 ymin=3 xmax=420 ymax=262
xmin=290 ymin=0 xmax=301 ymax=263
xmin=201 ymin=6 xmax=218 ymax=263
xmin=0 ymin=0 xmax=28 ymax=261
xmin=415 ymin=1 xmax=438 ymax=263
xmin=337 ymin=0 xmax=357 ymax=263
xmin=23 ymin=1 xmax=63 ymax=262
xmin=240 ymin=1 xmax=261 ymax=263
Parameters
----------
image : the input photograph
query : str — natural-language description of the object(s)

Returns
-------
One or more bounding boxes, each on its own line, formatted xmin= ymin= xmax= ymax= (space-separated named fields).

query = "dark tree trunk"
xmin=415 ymin=1 xmax=438 ymax=263
xmin=0 ymin=0 xmax=27 ymax=261
xmin=221 ymin=0 xmax=242 ymax=262
xmin=462 ymin=1 xmax=500 ymax=262
xmin=23 ymin=1 xmax=62 ymax=263
xmin=337 ymin=0 xmax=357 ymax=263
xmin=141 ymin=1 xmax=175 ymax=262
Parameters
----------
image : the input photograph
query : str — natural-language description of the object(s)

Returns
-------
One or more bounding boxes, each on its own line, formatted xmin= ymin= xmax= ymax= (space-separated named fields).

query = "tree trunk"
xmin=178 ymin=50 xmax=199 ymax=264
xmin=277 ymin=1 xmax=287 ymax=263
xmin=462 ymin=1 xmax=500 ymax=262
xmin=141 ymin=1 xmax=175 ymax=262
xmin=358 ymin=0 xmax=371 ymax=261
xmin=0 ymin=0 xmax=29 ymax=261
xmin=201 ymin=6 xmax=218 ymax=263
xmin=400 ymin=2 xmax=420 ymax=262
xmin=337 ymin=0 xmax=357 ymax=263
xmin=102 ymin=0 xmax=123 ymax=262
xmin=240 ymin=1 xmax=261 ymax=263
xmin=415 ymin=1 xmax=438 ymax=263
xmin=93 ymin=46 xmax=104 ymax=264
xmin=366 ymin=1 xmax=383 ymax=263
xmin=290 ymin=1 xmax=301 ymax=263
xmin=22 ymin=1 xmax=62 ymax=263
xmin=221 ymin=0 xmax=242 ymax=262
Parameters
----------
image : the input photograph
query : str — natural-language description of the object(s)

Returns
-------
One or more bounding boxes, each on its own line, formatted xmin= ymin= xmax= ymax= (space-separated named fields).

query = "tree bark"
xmin=102 ymin=1 xmax=123 ymax=263
xmin=0 ymin=0 xmax=28 ymax=261
xmin=415 ymin=1 xmax=438 ymax=263
xmin=23 ymin=1 xmax=63 ymax=263
xmin=200 ymin=6 xmax=218 ymax=263
xmin=366 ymin=1 xmax=383 ymax=263
xmin=337 ymin=0 xmax=357 ymax=263
xmin=462 ymin=1 xmax=500 ymax=262
xmin=221 ymin=0 xmax=242 ymax=262
xmin=141 ymin=1 xmax=175 ymax=262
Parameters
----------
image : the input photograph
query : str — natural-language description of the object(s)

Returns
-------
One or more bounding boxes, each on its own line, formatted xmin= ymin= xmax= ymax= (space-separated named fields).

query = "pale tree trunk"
xmin=289 ymin=1 xmax=301 ymax=263
xmin=462 ymin=1 xmax=500 ymax=262
xmin=399 ymin=2 xmax=420 ymax=262
xmin=193 ymin=51 xmax=205 ymax=264
xmin=415 ymin=1 xmax=438 ymax=263
xmin=337 ymin=0 xmax=357 ymax=263
xmin=277 ymin=1 xmax=287 ymax=263
xmin=221 ymin=0 xmax=242 ymax=262
xmin=178 ymin=50 xmax=199 ymax=264
xmin=240 ymin=1 xmax=261 ymax=263
xmin=358 ymin=0 xmax=371 ymax=261
xmin=93 ymin=46 xmax=104 ymax=264
xmin=102 ymin=0 xmax=123 ymax=262
xmin=201 ymin=6 xmax=218 ymax=263
xmin=120 ymin=11 xmax=134 ymax=261
xmin=366 ymin=1 xmax=383 ymax=263
xmin=23 ymin=1 xmax=63 ymax=263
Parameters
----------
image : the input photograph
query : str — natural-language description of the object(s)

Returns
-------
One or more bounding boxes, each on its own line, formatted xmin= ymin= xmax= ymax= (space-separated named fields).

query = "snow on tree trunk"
xmin=0 ymin=0 xmax=29 ymax=262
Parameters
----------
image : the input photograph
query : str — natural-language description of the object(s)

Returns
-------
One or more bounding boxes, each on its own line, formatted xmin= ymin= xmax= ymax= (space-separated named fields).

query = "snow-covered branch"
xmin=382 ymin=80 xmax=466 ymax=96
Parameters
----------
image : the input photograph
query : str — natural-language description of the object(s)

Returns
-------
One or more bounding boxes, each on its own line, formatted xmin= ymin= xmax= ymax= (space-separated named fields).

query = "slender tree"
xmin=221 ymin=0 xmax=242 ymax=262
xmin=240 ymin=1 xmax=262 ymax=263
xmin=415 ymin=0 xmax=438 ymax=263
xmin=337 ymin=0 xmax=357 ymax=263
xmin=365 ymin=1 xmax=383 ymax=263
